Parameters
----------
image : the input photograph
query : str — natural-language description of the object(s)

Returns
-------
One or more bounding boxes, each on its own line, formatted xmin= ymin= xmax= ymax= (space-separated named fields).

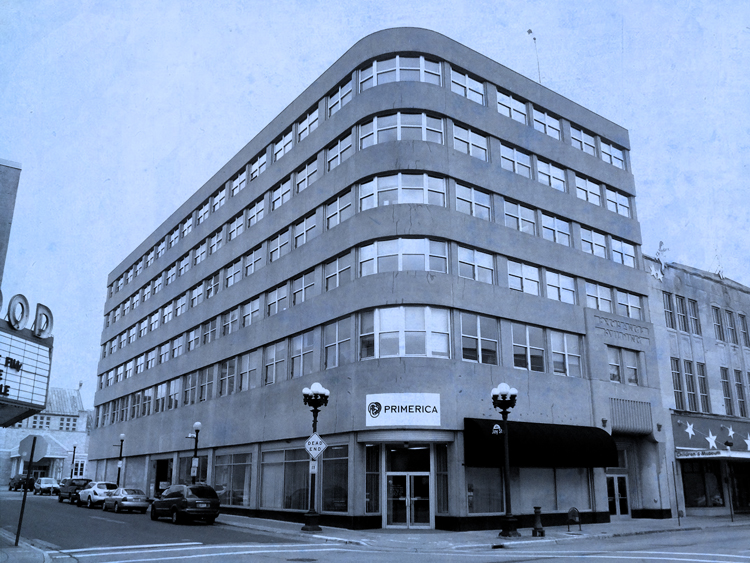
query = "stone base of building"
xmin=630 ymin=508 xmax=672 ymax=519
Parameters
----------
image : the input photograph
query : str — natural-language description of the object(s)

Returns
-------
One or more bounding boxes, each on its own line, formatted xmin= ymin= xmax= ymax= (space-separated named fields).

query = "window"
xmin=453 ymin=125 xmax=488 ymax=161
xmin=143 ymin=282 xmax=151 ymax=302
xmin=146 ymin=349 xmax=156 ymax=369
xmin=497 ymin=91 xmax=527 ymax=123
xmin=726 ymin=311 xmax=739 ymax=344
xmin=128 ymin=325 xmax=137 ymax=344
xmin=360 ymin=113 xmax=443 ymax=149
xmin=741 ymin=314 xmax=750 ymax=346
xmin=162 ymin=303 xmax=173 ymax=324
xmin=512 ymin=323 xmax=545 ymax=371
xmin=586 ymin=282 xmax=612 ymax=313
xmin=451 ymin=68 xmax=484 ymax=104
xmin=156 ymin=240 xmax=166 ymax=258
xmin=736 ymin=370 xmax=747 ymax=417
xmin=608 ymin=347 xmax=638 ymax=385
xmin=125 ymin=360 xmax=133 ymax=379
xmin=183 ymin=372 xmax=197 ymax=406
xmin=325 ymin=254 xmax=352 ymax=291
xmin=616 ymin=290 xmax=642 ymax=320
xmin=136 ymin=259 xmax=143 ymax=276
xmin=360 ymin=173 xmax=445 ymax=210
xmin=194 ymin=242 xmax=207 ymax=265
xmin=291 ymin=271 xmax=315 ymax=305
xmin=167 ymin=378 xmax=181 ymax=410
xmin=359 ymin=306 xmax=450 ymax=359
xmin=324 ymin=317 xmax=352 ymax=369
xmin=268 ymin=230 xmax=290 ymax=262
xmin=581 ymin=228 xmax=607 ymax=258
xmin=460 ymin=312 xmax=498 ymax=364
xmin=260 ymin=448 xmax=308 ymax=510
xmin=209 ymin=230 xmax=223 ymax=255
xmin=202 ymin=318 xmax=217 ymax=345
xmin=674 ymin=296 xmax=689 ymax=332
xmin=500 ymin=143 xmax=531 ymax=177
xmin=113 ymin=306 xmax=121 ymax=323
xmin=172 ymin=335 xmax=184 ymax=358
xmin=721 ymin=367 xmax=734 ymax=415
xmin=684 ymin=360 xmax=698 ymax=412
xmin=682 ymin=460 xmax=724 ymax=508
xmin=293 ymin=214 xmax=318 ymax=248
xmin=712 ymin=306 xmax=725 ymax=341
xmin=228 ymin=214 xmax=244 ymax=241
xmin=159 ymin=343 xmax=170 ymax=364
xmin=606 ymin=188 xmax=630 ymax=217
xmin=153 ymin=276 xmax=163 ymax=294
xmin=611 ymin=238 xmax=635 ymax=267
xmin=600 ymin=140 xmax=625 ymax=169
xmin=181 ymin=216 xmax=193 ymax=237
xmin=146 ymin=249 xmax=155 ymax=267
xmin=508 ymin=261 xmax=540 ymax=295
xmin=190 ymin=283 xmax=204 ymax=307
xmin=322 ymin=445 xmax=349 ymax=512
xmin=542 ymin=214 xmax=571 ymax=246
xmin=197 ymin=201 xmax=210 ymax=225
xmin=576 ymin=175 xmax=601 ymax=206
xmin=296 ymin=160 xmax=318 ymax=193
xmin=359 ymin=55 xmax=441 ymax=90
xmin=327 ymin=132 xmax=352 ymax=171
xmin=212 ymin=188 xmax=226 ymax=212
xmin=231 ymin=169 xmax=247 ymax=196
xmin=455 ymin=183 xmax=490 ymax=220
xmin=360 ymin=238 xmax=447 ymax=276
xmin=672 ymin=358 xmax=685 ymax=410
xmin=291 ymin=331 xmax=315 ymax=378
xmin=537 ymin=160 xmax=566 ymax=191
xmin=546 ymin=271 xmax=576 ymax=304
xmin=205 ymin=272 xmax=220 ymax=299
xmin=458 ymin=246 xmax=493 ymax=284
xmin=136 ymin=355 xmax=145 ymax=374
xmin=132 ymin=292 xmax=140 ymax=310
xmin=198 ymin=368 xmax=213 ymax=402
xmin=250 ymin=150 xmax=267 ymax=180
xmin=698 ymin=363 xmax=711 ymax=412
xmin=504 ymin=201 xmax=536 ymax=235
xmin=328 ymin=78 xmax=353 ymax=116
xmin=297 ymin=107 xmax=318 ymax=142
xmin=178 ymin=254 xmax=190 ymax=276
xmin=238 ymin=350 xmax=260 ymax=391
xmin=244 ymin=246 xmax=263 ymax=276
xmin=222 ymin=308 xmax=239 ymax=336
xmin=247 ymin=198 xmax=264 ymax=228
xmin=149 ymin=312 xmax=160 ymax=332
xmin=533 ymin=108 xmax=561 ymax=140
xmin=266 ymin=285 xmax=288 ymax=316
xmin=219 ymin=358 xmax=237 ymax=396
xmin=154 ymin=383 xmax=167 ymax=413
xmin=214 ymin=453 xmax=252 ymax=507
xmin=551 ymin=331 xmax=582 ymax=377
xmin=241 ymin=297 xmax=261 ymax=327
xmin=326 ymin=189 xmax=354 ymax=229
xmin=663 ymin=292 xmax=676 ymax=329
xmin=225 ymin=260 xmax=242 ymax=288
xmin=264 ymin=340 xmax=286 ymax=385
xmin=272 ymin=179 xmax=292 ymax=210
xmin=274 ymin=129 xmax=293 ymax=161
xmin=187 ymin=327 xmax=200 ymax=351
xmin=571 ymin=126 xmax=596 ymax=155
xmin=175 ymin=293 xmax=187 ymax=317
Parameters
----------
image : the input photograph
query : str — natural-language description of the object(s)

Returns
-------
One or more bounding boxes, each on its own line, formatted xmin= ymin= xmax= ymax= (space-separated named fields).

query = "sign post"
xmin=15 ymin=436 xmax=37 ymax=546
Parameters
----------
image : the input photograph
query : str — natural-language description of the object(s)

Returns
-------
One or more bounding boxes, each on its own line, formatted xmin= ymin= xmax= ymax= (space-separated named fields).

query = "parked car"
xmin=33 ymin=477 xmax=60 ymax=495
xmin=102 ymin=488 xmax=150 ymax=513
xmin=150 ymin=484 xmax=220 ymax=524
xmin=57 ymin=478 xmax=92 ymax=504
xmin=77 ymin=481 xmax=117 ymax=508
xmin=8 ymin=474 xmax=34 ymax=491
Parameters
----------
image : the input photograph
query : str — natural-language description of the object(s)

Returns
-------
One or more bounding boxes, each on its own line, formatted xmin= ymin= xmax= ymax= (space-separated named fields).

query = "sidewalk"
xmin=0 ymin=529 xmax=48 ymax=563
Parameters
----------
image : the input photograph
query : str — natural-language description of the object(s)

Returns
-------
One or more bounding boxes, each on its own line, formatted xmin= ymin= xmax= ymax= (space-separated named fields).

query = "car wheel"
xmin=170 ymin=509 xmax=180 ymax=525
xmin=140 ymin=509 xmax=147 ymax=514
xmin=87 ymin=498 xmax=93 ymax=509
xmin=114 ymin=502 xmax=121 ymax=513
xmin=58 ymin=494 xmax=63 ymax=503
xmin=33 ymin=489 xmax=37 ymax=495
xmin=150 ymin=507 xmax=158 ymax=521
xmin=102 ymin=501 xmax=107 ymax=511
xmin=206 ymin=517 xmax=215 ymax=525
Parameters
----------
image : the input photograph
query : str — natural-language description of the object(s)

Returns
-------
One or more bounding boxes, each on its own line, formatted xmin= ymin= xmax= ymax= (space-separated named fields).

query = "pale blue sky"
xmin=2 ymin=1 xmax=749 ymax=409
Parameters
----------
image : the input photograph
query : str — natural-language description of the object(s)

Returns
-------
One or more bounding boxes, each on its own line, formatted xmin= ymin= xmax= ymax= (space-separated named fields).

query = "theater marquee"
xmin=366 ymin=393 xmax=440 ymax=427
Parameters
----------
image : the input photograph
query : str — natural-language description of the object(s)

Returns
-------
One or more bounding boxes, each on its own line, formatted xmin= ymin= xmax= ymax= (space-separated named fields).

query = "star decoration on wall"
xmin=685 ymin=422 xmax=695 ymax=438
xmin=725 ymin=426 xmax=735 ymax=438
xmin=649 ymin=264 xmax=664 ymax=281
xmin=705 ymin=430 xmax=718 ymax=449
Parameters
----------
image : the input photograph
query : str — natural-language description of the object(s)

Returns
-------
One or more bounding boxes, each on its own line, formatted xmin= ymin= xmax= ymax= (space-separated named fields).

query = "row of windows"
xmin=101 ymin=233 xmax=645 ymax=365
xmin=662 ymin=292 xmax=702 ymax=335
xmin=108 ymin=51 xmax=629 ymax=298
xmin=671 ymin=358 xmax=750 ymax=419
xmin=711 ymin=306 xmax=750 ymax=346
xmin=105 ymin=166 xmax=637 ymax=330
xmin=16 ymin=415 xmax=79 ymax=431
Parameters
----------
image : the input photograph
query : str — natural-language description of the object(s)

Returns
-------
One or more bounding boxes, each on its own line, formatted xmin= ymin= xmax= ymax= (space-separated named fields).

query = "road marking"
xmin=51 ymin=543 xmax=328 ymax=558
xmin=88 ymin=516 xmax=127 ymax=524
xmin=59 ymin=542 xmax=203 ymax=553
xmin=61 ymin=547 xmax=368 ymax=562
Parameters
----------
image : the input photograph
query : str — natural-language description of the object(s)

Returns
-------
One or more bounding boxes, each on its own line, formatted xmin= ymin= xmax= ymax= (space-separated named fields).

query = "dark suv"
xmin=57 ymin=478 xmax=92 ymax=504
xmin=8 ymin=474 xmax=34 ymax=491
xmin=150 ymin=484 xmax=220 ymax=524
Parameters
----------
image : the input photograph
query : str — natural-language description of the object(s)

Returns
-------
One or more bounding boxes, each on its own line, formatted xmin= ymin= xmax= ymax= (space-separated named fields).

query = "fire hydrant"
xmin=532 ymin=506 xmax=545 ymax=537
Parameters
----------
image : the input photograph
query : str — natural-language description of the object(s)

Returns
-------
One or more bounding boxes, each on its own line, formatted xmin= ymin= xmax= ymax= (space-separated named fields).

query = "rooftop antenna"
xmin=527 ymin=29 xmax=541 ymax=84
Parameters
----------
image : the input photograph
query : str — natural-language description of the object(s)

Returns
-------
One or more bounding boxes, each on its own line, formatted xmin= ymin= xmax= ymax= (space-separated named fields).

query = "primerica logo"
xmin=368 ymin=402 xmax=382 ymax=418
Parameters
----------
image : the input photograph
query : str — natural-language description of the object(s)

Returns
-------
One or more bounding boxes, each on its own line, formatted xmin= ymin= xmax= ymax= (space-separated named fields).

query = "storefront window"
xmin=177 ymin=456 xmax=207 ymax=485
xmin=436 ymin=444 xmax=448 ymax=514
xmin=260 ymin=448 xmax=309 ymax=510
xmin=683 ymin=461 xmax=724 ymax=507
xmin=214 ymin=453 xmax=252 ymax=507
xmin=322 ymin=445 xmax=348 ymax=512
xmin=466 ymin=467 xmax=503 ymax=513
xmin=366 ymin=445 xmax=380 ymax=513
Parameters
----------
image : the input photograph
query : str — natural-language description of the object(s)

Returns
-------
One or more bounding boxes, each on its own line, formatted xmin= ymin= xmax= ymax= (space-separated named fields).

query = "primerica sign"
xmin=365 ymin=393 xmax=440 ymax=427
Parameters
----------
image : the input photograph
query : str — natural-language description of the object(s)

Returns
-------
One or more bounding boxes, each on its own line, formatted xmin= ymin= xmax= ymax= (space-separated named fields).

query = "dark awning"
xmin=463 ymin=418 xmax=618 ymax=468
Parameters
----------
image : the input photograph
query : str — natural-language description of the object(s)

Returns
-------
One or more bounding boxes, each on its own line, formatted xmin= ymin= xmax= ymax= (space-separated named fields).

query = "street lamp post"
xmin=115 ymin=434 xmax=125 ymax=487
xmin=301 ymin=382 xmax=329 ymax=532
xmin=491 ymin=383 xmax=521 ymax=538
xmin=188 ymin=421 xmax=201 ymax=484
xmin=70 ymin=446 xmax=77 ymax=479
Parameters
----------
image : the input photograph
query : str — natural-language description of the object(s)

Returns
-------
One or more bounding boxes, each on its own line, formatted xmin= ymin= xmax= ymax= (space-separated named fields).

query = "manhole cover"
xmin=287 ymin=559 xmax=317 ymax=562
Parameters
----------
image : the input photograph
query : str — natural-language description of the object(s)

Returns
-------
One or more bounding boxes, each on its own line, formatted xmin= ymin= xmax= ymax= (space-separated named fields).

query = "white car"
xmin=78 ymin=481 xmax=117 ymax=508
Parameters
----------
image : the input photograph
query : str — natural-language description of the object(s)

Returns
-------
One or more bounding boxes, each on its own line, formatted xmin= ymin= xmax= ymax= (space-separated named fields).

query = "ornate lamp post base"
xmin=302 ymin=510 xmax=322 ymax=532
xmin=499 ymin=515 xmax=521 ymax=537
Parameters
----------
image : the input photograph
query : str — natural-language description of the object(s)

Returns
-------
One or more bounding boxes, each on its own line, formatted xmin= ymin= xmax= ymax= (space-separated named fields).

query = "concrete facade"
xmin=90 ymin=28 xmax=669 ymax=529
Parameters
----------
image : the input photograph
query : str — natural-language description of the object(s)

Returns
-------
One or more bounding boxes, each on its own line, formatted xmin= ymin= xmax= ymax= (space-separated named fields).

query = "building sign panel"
xmin=366 ymin=393 xmax=440 ymax=427
xmin=0 ymin=324 xmax=51 ymax=408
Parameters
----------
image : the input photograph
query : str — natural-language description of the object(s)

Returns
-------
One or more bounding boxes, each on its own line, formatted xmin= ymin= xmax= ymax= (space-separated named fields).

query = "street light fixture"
xmin=187 ymin=421 xmax=202 ymax=484
xmin=301 ymin=382 xmax=329 ymax=532
xmin=115 ymin=434 xmax=125 ymax=487
xmin=491 ymin=383 xmax=520 ymax=538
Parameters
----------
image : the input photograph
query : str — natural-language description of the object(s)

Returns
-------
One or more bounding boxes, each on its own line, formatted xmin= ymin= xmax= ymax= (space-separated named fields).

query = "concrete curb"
xmin=0 ymin=528 xmax=52 ymax=563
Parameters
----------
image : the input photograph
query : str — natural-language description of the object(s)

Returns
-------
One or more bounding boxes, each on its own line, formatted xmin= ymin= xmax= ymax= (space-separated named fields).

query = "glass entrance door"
xmin=386 ymin=473 xmax=430 ymax=527
xmin=607 ymin=475 xmax=629 ymax=517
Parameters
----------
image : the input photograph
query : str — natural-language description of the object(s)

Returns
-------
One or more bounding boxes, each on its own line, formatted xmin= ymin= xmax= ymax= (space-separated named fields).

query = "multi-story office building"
xmin=646 ymin=255 xmax=750 ymax=517
xmin=90 ymin=28 xmax=670 ymax=530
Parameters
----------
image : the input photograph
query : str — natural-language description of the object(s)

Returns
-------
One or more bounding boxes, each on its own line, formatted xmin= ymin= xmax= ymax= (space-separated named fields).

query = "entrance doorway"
xmin=607 ymin=475 xmax=629 ymax=517
xmin=385 ymin=445 xmax=433 ymax=528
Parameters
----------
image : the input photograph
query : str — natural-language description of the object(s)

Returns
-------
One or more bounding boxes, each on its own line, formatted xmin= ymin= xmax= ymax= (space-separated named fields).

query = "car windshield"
xmin=72 ymin=480 xmax=90 ymax=486
xmin=124 ymin=489 xmax=144 ymax=495
xmin=41 ymin=479 xmax=56 ymax=484
xmin=104 ymin=483 xmax=118 ymax=490
xmin=187 ymin=485 xmax=218 ymax=499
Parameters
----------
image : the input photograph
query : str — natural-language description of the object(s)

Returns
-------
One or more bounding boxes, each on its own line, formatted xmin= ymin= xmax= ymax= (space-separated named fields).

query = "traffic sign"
xmin=305 ymin=433 xmax=327 ymax=460
xmin=19 ymin=435 xmax=47 ymax=463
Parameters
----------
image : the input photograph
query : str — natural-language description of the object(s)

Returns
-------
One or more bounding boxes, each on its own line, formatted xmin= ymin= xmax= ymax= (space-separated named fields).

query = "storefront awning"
xmin=463 ymin=418 xmax=618 ymax=468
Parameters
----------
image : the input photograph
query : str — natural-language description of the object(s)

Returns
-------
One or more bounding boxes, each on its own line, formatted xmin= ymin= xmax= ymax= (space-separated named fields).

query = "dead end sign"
xmin=305 ymin=433 xmax=327 ymax=459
